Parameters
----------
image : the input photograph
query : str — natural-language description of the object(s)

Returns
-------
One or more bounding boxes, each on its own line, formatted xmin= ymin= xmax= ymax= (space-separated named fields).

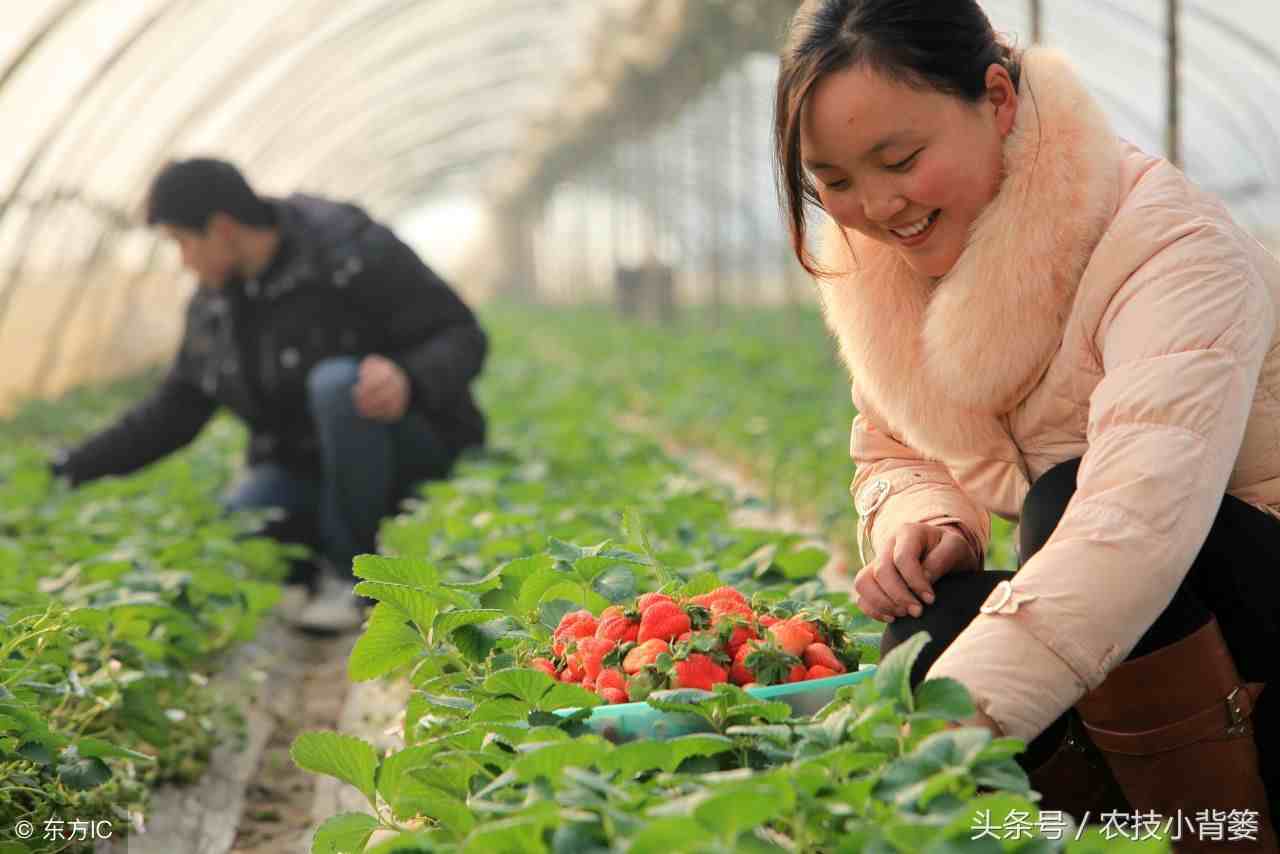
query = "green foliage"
xmin=0 ymin=375 xmax=293 ymax=852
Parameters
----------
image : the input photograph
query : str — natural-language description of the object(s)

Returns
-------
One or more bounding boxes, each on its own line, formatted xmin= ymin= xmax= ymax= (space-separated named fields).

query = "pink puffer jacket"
xmin=819 ymin=48 xmax=1280 ymax=742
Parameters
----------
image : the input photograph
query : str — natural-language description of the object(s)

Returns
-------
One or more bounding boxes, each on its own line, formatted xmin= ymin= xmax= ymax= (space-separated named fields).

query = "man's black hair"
xmin=145 ymin=158 xmax=275 ymax=231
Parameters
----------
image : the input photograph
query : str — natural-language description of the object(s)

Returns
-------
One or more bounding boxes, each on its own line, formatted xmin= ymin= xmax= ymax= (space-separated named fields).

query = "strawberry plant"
xmin=0 ymin=378 xmax=293 ymax=853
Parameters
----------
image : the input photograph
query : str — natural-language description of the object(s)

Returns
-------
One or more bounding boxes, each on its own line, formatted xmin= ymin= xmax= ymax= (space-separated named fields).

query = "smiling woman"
xmin=800 ymin=61 xmax=1014 ymax=278
xmin=775 ymin=0 xmax=1023 ymax=280
xmin=773 ymin=0 xmax=1280 ymax=846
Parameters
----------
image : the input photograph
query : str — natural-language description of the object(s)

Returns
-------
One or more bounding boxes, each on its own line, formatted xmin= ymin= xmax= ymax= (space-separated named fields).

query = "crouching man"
xmin=52 ymin=158 xmax=487 ymax=632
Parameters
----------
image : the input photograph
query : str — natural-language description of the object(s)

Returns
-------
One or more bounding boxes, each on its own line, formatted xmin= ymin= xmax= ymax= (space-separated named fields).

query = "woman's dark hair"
xmin=774 ymin=0 xmax=1022 ymax=276
xmin=146 ymin=157 xmax=275 ymax=231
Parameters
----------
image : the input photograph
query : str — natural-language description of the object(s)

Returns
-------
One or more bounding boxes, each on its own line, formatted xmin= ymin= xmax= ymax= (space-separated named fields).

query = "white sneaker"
xmin=290 ymin=577 xmax=367 ymax=635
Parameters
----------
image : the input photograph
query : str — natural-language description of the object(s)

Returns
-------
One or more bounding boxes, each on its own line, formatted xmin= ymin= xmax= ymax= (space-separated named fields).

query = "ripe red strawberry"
xmin=637 ymin=601 xmax=691 ymax=643
xmin=806 ymin=665 xmax=840 ymax=680
xmin=596 ymin=668 xmax=626 ymax=696
xmin=722 ymin=623 xmax=757 ymax=656
xmin=552 ymin=610 xmax=598 ymax=656
xmin=622 ymin=639 xmax=669 ymax=674
xmin=787 ymin=663 xmax=808 ymax=683
xmin=599 ymin=687 xmax=628 ymax=705
xmin=560 ymin=660 xmax=585 ymax=683
xmin=758 ymin=614 xmax=780 ymax=628
xmin=730 ymin=643 xmax=757 ymax=686
xmin=636 ymin=592 xmax=676 ymax=613
xmin=571 ymin=637 xmax=617 ymax=683
xmin=709 ymin=598 xmax=754 ymax=622
xmin=767 ymin=619 xmax=813 ymax=657
xmin=595 ymin=613 xmax=640 ymax=644
xmin=673 ymin=653 xmax=729 ymax=691
xmin=801 ymin=620 xmax=825 ymax=645
xmin=554 ymin=609 xmax=598 ymax=636
xmin=691 ymin=586 xmax=748 ymax=609
xmin=802 ymin=643 xmax=846 ymax=674
xmin=676 ymin=630 xmax=693 ymax=643
xmin=530 ymin=657 xmax=558 ymax=679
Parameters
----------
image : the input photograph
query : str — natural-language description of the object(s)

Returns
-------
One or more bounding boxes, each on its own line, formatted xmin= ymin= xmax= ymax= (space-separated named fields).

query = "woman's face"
xmin=800 ymin=63 xmax=1018 ymax=279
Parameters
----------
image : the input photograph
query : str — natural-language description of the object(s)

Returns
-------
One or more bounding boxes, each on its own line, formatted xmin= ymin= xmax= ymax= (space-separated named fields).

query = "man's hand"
xmin=854 ymin=523 xmax=979 ymax=623
xmin=353 ymin=355 xmax=410 ymax=422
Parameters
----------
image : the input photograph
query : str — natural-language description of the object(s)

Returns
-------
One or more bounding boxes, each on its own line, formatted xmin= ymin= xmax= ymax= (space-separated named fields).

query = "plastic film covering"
xmin=1 ymin=0 xmax=1278 ymax=407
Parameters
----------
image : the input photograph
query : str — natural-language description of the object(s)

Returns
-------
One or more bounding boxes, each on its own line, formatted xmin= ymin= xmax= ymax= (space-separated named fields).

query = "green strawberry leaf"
xmin=482 ymin=668 xmax=557 ymax=704
xmin=628 ymin=817 xmax=713 ymax=854
xmin=774 ymin=546 xmax=829 ymax=579
xmin=538 ymin=581 xmax=610 ymax=613
xmin=74 ymin=737 xmax=154 ymax=763
xmin=56 ymin=752 xmax=111 ymax=790
xmin=518 ymin=567 xmax=569 ymax=613
xmin=348 ymin=604 xmax=422 ymax=682
xmin=353 ymin=555 xmax=439 ymax=588
xmin=291 ymin=732 xmax=380 ymax=811
xmin=915 ymin=677 xmax=976 ymax=721
xmin=351 ymin=581 xmax=436 ymax=631
xmin=540 ymin=683 xmax=602 ymax=711
xmin=311 ymin=813 xmax=380 ymax=854
xmin=876 ymin=630 xmax=931 ymax=712
xmin=512 ymin=737 xmax=610 ymax=784
xmin=433 ymin=608 xmax=506 ymax=641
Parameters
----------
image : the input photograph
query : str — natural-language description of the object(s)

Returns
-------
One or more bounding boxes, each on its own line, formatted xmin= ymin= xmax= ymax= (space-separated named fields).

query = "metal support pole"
xmin=1030 ymin=0 xmax=1043 ymax=44
xmin=737 ymin=54 xmax=759 ymax=304
xmin=702 ymin=71 xmax=726 ymax=325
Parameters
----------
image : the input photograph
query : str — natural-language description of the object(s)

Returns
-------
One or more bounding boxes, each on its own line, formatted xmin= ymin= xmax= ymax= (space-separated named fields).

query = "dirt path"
xmin=102 ymin=588 xmax=356 ymax=854
xmin=228 ymin=632 xmax=355 ymax=854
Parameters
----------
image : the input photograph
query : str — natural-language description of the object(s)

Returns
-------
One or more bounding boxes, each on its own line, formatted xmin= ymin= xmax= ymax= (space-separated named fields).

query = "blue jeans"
xmin=224 ymin=357 xmax=455 ymax=578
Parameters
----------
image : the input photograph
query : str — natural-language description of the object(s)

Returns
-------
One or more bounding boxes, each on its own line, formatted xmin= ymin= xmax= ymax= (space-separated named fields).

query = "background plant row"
xmin=0 ymin=381 xmax=292 ymax=854
xmin=476 ymin=304 xmax=1019 ymax=571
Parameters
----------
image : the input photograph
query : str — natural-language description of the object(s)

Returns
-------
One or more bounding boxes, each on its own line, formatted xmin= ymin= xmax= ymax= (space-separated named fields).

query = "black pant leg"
xmin=880 ymin=570 xmax=1013 ymax=690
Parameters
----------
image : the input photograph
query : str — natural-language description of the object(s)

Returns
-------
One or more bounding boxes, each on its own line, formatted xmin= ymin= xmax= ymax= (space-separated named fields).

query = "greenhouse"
xmin=2 ymin=1 xmax=1278 ymax=852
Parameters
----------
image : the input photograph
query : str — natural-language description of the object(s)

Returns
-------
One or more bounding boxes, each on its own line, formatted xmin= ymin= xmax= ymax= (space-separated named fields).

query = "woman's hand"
xmin=854 ymin=523 xmax=980 ymax=622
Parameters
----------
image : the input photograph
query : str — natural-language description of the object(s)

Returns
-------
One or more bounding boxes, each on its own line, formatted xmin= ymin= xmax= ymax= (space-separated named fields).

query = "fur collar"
xmin=819 ymin=48 xmax=1124 ymax=464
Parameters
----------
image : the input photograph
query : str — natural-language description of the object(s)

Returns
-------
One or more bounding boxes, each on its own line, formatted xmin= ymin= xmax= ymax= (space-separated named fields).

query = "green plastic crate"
xmin=557 ymin=665 xmax=877 ymax=743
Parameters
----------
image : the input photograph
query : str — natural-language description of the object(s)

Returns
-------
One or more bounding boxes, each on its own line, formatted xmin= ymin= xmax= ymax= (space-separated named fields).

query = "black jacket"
xmin=56 ymin=194 xmax=487 ymax=485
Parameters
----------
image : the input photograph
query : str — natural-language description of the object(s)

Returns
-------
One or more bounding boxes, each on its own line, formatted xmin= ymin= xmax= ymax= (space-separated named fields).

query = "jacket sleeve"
xmin=54 ymin=366 xmax=217 ymax=487
xmin=927 ymin=224 xmax=1275 ymax=742
xmin=357 ymin=227 xmax=487 ymax=412
xmin=849 ymin=385 xmax=990 ymax=568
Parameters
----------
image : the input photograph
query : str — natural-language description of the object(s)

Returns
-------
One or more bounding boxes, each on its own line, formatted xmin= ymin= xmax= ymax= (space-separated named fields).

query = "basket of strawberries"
xmin=538 ymin=585 xmax=875 ymax=741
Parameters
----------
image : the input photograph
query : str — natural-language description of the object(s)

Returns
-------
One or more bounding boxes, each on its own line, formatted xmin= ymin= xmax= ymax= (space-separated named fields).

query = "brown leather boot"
xmin=1027 ymin=712 xmax=1129 ymax=823
xmin=1075 ymin=617 xmax=1278 ymax=852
